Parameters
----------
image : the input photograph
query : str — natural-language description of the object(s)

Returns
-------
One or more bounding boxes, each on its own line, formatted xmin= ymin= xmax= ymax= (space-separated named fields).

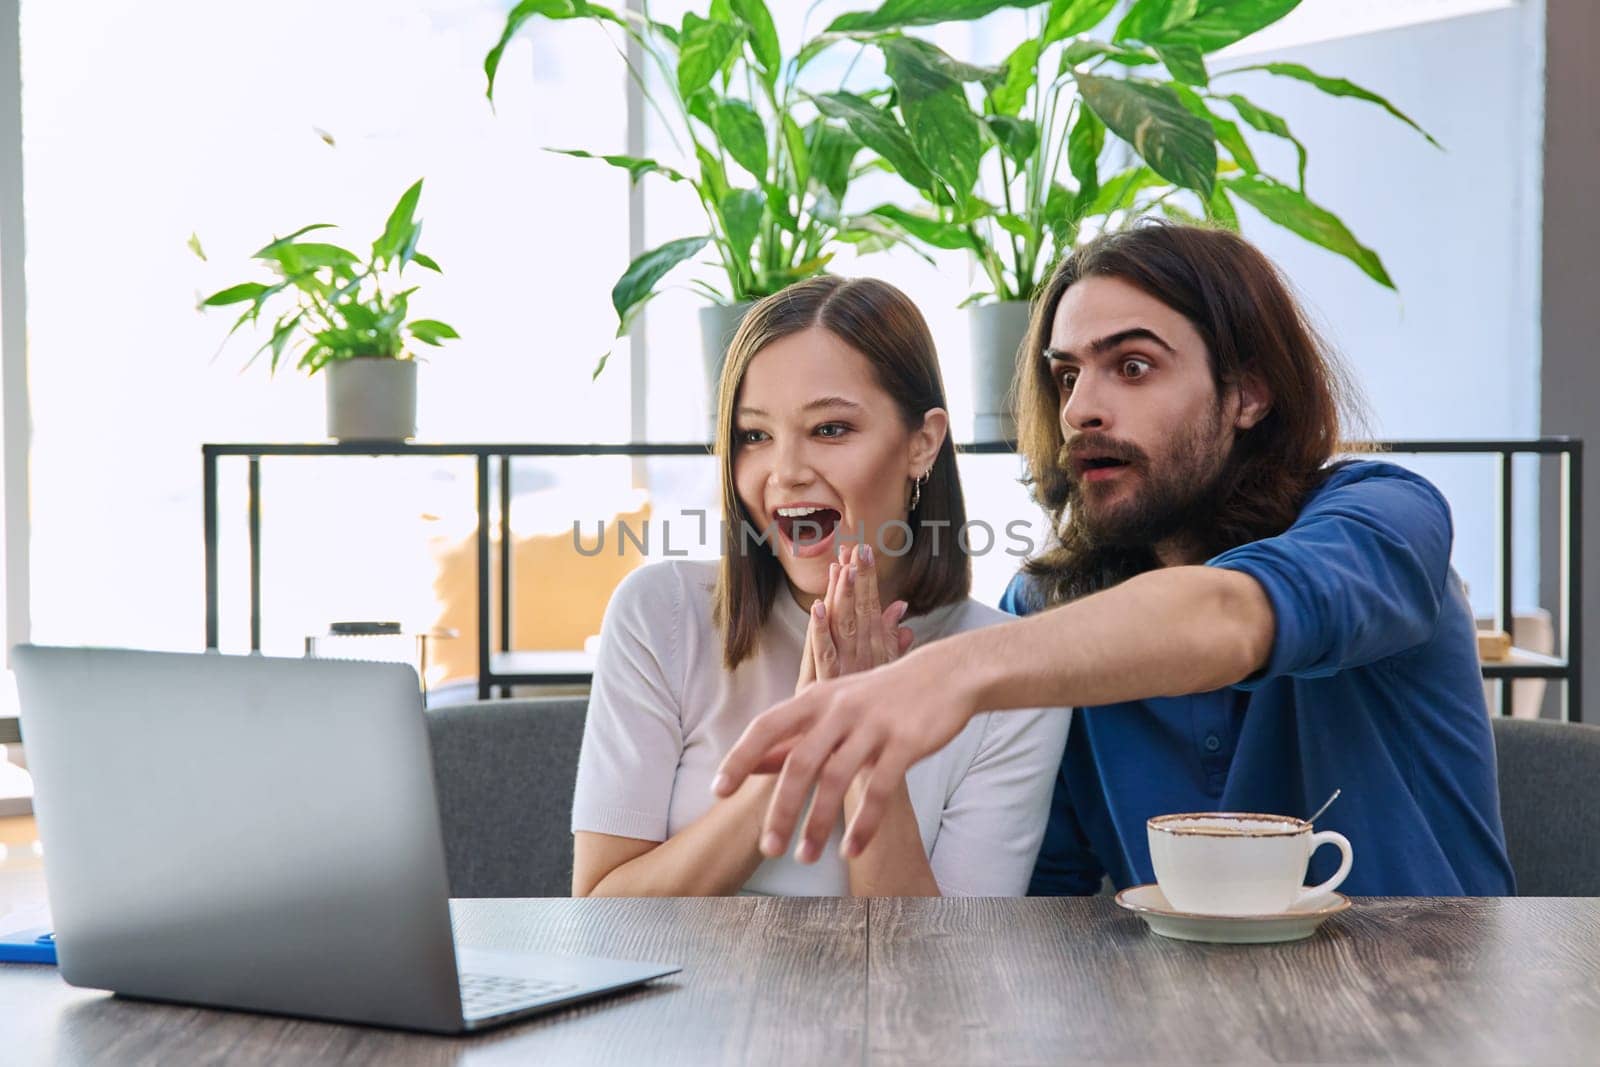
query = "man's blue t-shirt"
xmin=1001 ymin=460 xmax=1515 ymax=896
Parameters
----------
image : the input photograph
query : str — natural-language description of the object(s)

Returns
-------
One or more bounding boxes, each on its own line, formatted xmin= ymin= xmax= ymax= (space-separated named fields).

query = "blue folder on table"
xmin=0 ymin=927 xmax=57 ymax=964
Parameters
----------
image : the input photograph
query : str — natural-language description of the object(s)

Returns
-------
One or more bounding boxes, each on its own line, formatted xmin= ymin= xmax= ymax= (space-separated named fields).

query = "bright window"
xmin=19 ymin=0 xmax=633 ymax=659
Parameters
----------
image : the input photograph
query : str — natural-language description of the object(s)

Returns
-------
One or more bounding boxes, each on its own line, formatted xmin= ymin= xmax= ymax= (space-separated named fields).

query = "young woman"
xmin=569 ymin=276 xmax=1069 ymax=896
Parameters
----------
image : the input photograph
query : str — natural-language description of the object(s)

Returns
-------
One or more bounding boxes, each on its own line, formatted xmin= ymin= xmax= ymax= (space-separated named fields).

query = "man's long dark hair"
xmin=1013 ymin=222 xmax=1370 ymax=609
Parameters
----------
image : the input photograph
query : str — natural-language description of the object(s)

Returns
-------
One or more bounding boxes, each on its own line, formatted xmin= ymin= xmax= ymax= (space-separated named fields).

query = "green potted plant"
xmin=825 ymin=0 xmax=1437 ymax=438
xmin=484 ymin=0 xmax=903 ymax=409
xmin=194 ymin=179 xmax=459 ymax=442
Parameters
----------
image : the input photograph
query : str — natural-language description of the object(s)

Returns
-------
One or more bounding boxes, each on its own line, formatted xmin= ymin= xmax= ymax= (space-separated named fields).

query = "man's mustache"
xmin=1059 ymin=434 xmax=1148 ymax=473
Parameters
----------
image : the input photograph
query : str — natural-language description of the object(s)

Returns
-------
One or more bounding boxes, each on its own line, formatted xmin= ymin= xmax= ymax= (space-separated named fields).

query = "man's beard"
xmin=1060 ymin=414 xmax=1231 ymax=553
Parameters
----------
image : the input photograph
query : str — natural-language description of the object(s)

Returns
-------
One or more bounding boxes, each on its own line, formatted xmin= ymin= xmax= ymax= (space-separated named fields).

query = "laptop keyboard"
xmin=459 ymin=972 xmax=580 ymax=1016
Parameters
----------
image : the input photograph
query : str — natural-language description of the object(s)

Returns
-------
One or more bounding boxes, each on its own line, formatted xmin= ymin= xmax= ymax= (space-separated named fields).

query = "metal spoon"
xmin=1307 ymin=788 xmax=1342 ymax=825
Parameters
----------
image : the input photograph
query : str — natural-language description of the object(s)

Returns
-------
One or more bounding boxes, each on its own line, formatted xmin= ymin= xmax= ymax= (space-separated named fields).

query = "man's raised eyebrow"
xmin=1043 ymin=327 xmax=1176 ymax=362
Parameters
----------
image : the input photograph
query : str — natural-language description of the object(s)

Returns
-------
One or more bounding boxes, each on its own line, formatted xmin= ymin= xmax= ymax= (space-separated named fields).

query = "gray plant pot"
xmin=968 ymin=300 xmax=1032 ymax=442
xmin=699 ymin=301 xmax=755 ymax=439
xmin=325 ymin=358 xmax=418 ymax=443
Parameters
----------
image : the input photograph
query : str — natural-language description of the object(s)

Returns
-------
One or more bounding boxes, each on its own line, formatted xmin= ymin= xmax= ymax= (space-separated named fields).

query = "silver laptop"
xmin=12 ymin=644 xmax=679 ymax=1034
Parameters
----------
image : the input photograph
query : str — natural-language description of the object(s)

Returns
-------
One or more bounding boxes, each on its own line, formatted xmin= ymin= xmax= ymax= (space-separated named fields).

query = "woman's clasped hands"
xmin=796 ymin=542 xmax=914 ymax=694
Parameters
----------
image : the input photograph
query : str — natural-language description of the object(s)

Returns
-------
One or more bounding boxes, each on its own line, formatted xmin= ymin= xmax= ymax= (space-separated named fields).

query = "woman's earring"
xmin=908 ymin=468 xmax=930 ymax=513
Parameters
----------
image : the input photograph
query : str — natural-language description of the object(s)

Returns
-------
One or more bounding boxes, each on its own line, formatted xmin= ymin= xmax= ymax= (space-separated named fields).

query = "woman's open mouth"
xmin=774 ymin=505 xmax=842 ymax=558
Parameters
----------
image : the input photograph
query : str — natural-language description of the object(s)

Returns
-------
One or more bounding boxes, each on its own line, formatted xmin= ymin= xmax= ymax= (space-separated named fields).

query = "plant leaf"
xmin=783 ymin=113 xmax=810 ymax=182
xmin=807 ymin=120 xmax=863 ymax=201
xmin=678 ymin=14 xmax=744 ymax=98
xmin=187 ymin=232 xmax=206 ymax=261
xmin=1146 ymin=0 xmax=1306 ymax=54
xmin=1223 ymin=93 xmax=1305 ymax=188
xmin=411 ymin=251 xmax=442 ymax=272
xmin=408 ymin=319 xmax=461 ymax=346
xmin=201 ymin=282 xmax=271 ymax=308
xmin=485 ymin=0 xmax=622 ymax=102
xmin=250 ymin=223 xmax=337 ymax=258
xmin=720 ymin=188 xmax=765 ymax=270
xmin=761 ymin=254 xmax=835 ymax=288
xmin=986 ymin=115 xmax=1039 ymax=166
xmin=1067 ymin=105 xmax=1105 ymax=203
xmin=1077 ymin=74 xmax=1216 ymax=194
xmin=710 ymin=99 xmax=768 ymax=180
xmin=828 ymin=0 xmax=1033 ymax=33
xmin=1207 ymin=183 xmax=1239 ymax=228
xmin=880 ymin=35 xmax=1005 ymax=90
xmin=1083 ymin=165 xmax=1165 ymax=216
xmin=1060 ymin=39 xmax=1159 ymax=74
xmin=397 ymin=220 xmax=423 ymax=271
xmin=902 ymin=87 xmax=984 ymax=199
xmin=1156 ymin=44 xmax=1207 ymax=86
xmin=1047 ymin=181 xmax=1083 ymax=238
xmin=610 ymin=235 xmax=711 ymax=324
xmin=264 ymin=310 xmax=303 ymax=374
xmin=374 ymin=179 xmax=424 ymax=265
xmin=547 ymin=148 xmax=689 ymax=184
xmin=881 ymin=38 xmax=988 ymax=198
xmin=812 ymin=91 xmax=939 ymax=193
xmin=696 ymin=143 xmax=730 ymax=205
xmin=1046 ymin=0 xmax=1120 ymax=42
xmin=1115 ymin=0 xmax=1199 ymax=44
xmin=730 ymin=0 xmax=781 ymax=86
xmin=1225 ymin=174 xmax=1392 ymax=287
xmin=1170 ymin=84 xmax=1255 ymax=173
xmin=1225 ymin=61 xmax=1441 ymax=147
xmin=991 ymin=38 xmax=1041 ymax=116
xmin=866 ymin=204 xmax=978 ymax=250
xmin=994 ymin=213 xmax=1038 ymax=241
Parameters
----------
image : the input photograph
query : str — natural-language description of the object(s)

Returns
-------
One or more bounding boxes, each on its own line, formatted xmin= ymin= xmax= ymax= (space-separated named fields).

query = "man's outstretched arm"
xmin=715 ymin=565 xmax=1275 ymax=864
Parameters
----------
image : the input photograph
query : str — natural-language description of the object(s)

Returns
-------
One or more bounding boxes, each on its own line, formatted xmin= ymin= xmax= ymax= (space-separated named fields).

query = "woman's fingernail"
xmin=861 ymin=544 xmax=874 ymax=566
xmin=813 ymin=600 xmax=826 ymax=619
xmin=761 ymin=833 xmax=784 ymax=857
xmin=847 ymin=566 xmax=856 ymax=586
xmin=894 ymin=601 xmax=909 ymax=622
xmin=841 ymin=836 xmax=861 ymax=859
xmin=712 ymin=774 xmax=730 ymax=795
xmin=796 ymin=840 xmax=819 ymax=864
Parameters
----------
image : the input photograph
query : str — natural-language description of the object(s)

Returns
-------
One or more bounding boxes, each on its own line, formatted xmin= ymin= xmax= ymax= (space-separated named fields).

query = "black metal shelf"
xmin=201 ymin=437 xmax=1583 ymax=721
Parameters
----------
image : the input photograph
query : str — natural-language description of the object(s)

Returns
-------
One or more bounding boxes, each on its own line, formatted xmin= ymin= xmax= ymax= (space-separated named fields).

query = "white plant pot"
xmin=697 ymin=300 xmax=752 ymax=438
xmin=325 ymin=358 xmax=418 ymax=443
xmin=697 ymin=299 xmax=752 ymax=441
xmin=697 ymin=302 xmax=752 ymax=398
xmin=699 ymin=301 xmax=755 ymax=439
xmin=968 ymin=300 xmax=1032 ymax=442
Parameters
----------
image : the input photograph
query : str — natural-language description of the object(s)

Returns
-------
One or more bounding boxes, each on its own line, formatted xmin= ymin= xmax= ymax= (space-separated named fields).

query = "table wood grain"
xmin=866 ymin=896 xmax=1600 ymax=1066
xmin=4 ymin=889 xmax=1600 ymax=1065
xmin=0 ymin=896 xmax=866 ymax=1067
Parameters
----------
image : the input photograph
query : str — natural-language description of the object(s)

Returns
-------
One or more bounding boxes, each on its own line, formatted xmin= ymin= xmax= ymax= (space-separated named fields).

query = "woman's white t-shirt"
xmin=571 ymin=560 xmax=1071 ymax=896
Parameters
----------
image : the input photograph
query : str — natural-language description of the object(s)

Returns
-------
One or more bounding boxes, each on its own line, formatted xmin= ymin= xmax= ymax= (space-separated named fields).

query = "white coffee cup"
xmin=1147 ymin=812 xmax=1353 ymax=917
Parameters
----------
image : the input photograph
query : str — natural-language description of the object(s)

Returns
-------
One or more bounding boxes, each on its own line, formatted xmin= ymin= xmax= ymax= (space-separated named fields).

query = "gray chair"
xmin=425 ymin=696 xmax=586 ymax=897
xmin=1492 ymin=716 xmax=1600 ymax=895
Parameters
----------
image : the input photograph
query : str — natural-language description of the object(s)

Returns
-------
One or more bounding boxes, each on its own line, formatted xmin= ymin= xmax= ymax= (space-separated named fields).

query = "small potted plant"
xmin=194 ymin=178 xmax=459 ymax=442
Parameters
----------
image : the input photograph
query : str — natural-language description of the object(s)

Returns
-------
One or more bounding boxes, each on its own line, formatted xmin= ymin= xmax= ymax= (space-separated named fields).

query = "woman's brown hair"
xmin=1013 ymin=221 xmax=1370 ymax=608
xmin=712 ymin=275 xmax=970 ymax=669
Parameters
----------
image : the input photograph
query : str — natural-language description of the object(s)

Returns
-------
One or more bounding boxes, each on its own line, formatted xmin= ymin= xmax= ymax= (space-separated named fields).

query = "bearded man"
xmin=713 ymin=222 xmax=1516 ymax=897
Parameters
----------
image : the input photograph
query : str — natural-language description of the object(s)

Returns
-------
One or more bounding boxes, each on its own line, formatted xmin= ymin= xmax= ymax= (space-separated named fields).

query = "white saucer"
xmin=1114 ymin=884 xmax=1351 ymax=944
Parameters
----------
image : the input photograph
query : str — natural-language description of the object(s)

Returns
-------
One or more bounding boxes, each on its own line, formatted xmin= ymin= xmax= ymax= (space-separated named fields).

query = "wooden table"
xmin=2 ymin=892 xmax=1598 ymax=1065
